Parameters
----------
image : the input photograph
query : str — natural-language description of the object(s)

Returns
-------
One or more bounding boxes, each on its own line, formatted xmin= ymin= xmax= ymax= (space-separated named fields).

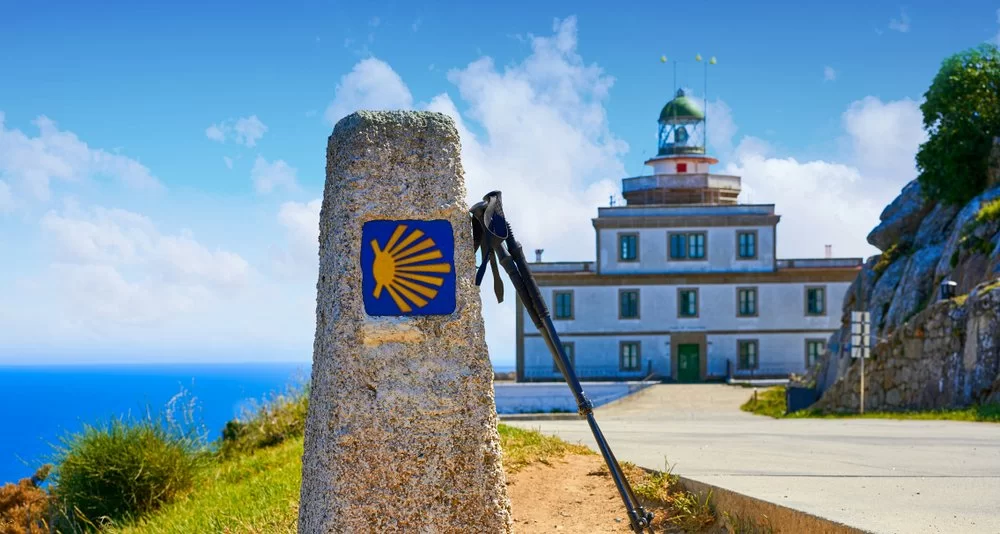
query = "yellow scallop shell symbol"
xmin=370 ymin=224 xmax=452 ymax=313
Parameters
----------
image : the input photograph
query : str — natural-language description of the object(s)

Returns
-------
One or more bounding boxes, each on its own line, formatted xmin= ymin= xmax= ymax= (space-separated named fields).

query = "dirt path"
xmin=508 ymin=454 xmax=635 ymax=533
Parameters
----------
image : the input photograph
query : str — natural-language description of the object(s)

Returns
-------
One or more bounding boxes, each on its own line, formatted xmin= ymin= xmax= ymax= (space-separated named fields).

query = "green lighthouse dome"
xmin=658 ymin=88 xmax=704 ymax=124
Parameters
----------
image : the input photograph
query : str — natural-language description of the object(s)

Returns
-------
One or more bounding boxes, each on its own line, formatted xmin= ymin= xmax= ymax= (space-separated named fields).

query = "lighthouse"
xmin=623 ymin=88 xmax=741 ymax=205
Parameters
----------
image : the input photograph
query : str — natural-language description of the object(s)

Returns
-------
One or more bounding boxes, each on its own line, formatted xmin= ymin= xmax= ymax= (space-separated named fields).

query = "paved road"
xmin=506 ymin=385 xmax=1000 ymax=534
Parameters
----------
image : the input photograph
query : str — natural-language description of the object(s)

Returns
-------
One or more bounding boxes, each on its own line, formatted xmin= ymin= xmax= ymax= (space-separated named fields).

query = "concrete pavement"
xmin=506 ymin=385 xmax=1000 ymax=534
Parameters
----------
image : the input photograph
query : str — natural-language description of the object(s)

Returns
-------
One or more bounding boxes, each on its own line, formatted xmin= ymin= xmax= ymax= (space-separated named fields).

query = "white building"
xmin=515 ymin=89 xmax=861 ymax=382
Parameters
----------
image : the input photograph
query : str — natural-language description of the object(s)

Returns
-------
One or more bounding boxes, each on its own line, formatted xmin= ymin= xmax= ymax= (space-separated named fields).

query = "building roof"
xmin=658 ymin=89 xmax=705 ymax=123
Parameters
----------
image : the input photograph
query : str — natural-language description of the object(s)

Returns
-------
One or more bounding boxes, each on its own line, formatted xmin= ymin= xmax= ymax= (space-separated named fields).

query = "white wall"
xmin=522 ymin=280 xmax=850 ymax=380
xmin=523 ymin=332 xmax=833 ymax=379
xmin=597 ymin=225 xmax=776 ymax=274
xmin=538 ymin=282 xmax=849 ymax=333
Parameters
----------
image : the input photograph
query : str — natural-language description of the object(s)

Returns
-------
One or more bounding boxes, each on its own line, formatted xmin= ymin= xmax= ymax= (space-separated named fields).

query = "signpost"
xmin=298 ymin=111 xmax=512 ymax=533
xmin=850 ymin=311 xmax=871 ymax=414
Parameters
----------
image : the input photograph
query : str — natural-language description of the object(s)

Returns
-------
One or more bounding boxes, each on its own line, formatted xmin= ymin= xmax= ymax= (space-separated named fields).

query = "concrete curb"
xmin=675 ymin=474 xmax=871 ymax=534
xmin=498 ymin=413 xmax=579 ymax=422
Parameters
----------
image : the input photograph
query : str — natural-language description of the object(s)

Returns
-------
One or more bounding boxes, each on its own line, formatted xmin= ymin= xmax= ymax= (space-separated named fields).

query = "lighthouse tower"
xmin=622 ymin=88 xmax=741 ymax=205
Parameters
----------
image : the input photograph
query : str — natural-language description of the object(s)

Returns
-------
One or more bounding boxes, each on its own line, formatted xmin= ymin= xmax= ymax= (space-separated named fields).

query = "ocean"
xmin=0 ymin=362 xmax=516 ymax=485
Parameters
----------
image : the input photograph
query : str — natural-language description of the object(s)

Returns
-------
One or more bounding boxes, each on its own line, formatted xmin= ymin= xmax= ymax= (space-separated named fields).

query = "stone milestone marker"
xmin=298 ymin=111 xmax=513 ymax=533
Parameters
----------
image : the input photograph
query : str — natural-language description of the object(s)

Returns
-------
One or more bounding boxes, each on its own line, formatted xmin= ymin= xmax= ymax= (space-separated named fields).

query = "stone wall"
xmin=813 ymin=279 xmax=1000 ymax=412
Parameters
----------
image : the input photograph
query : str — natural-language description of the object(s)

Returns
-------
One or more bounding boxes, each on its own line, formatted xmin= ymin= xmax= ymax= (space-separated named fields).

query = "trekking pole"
xmin=470 ymin=191 xmax=654 ymax=534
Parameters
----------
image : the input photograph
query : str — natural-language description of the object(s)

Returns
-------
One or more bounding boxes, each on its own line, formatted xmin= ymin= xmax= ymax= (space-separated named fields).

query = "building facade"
xmin=515 ymin=89 xmax=862 ymax=382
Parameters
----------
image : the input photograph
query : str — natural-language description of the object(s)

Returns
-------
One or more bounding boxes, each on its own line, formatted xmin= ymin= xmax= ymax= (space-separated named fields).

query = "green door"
xmin=677 ymin=344 xmax=700 ymax=383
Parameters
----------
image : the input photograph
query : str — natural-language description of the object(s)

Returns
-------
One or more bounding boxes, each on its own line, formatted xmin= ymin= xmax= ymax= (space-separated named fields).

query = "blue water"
xmin=0 ymin=362 xmax=517 ymax=484
xmin=0 ymin=363 xmax=311 ymax=484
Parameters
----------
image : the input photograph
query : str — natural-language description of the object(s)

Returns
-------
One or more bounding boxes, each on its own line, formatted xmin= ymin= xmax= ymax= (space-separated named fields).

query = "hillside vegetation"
xmin=1 ymin=384 xmax=725 ymax=533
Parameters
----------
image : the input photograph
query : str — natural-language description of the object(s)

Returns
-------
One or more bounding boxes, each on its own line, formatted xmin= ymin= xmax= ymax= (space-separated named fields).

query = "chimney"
xmin=535 ymin=249 xmax=544 ymax=262
xmin=825 ymin=245 xmax=832 ymax=259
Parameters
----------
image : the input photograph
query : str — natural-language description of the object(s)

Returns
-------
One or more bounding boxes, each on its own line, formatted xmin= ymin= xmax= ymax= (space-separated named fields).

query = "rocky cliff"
xmin=811 ymin=138 xmax=1000 ymax=410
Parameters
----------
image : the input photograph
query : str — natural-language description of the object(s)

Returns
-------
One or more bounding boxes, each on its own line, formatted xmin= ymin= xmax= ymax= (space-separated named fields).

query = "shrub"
xmin=0 ymin=465 xmax=52 ymax=534
xmin=49 ymin=393 xmax=207 ymax=529
xmin=976 ymin=197 xmax=1000 ymax=225
xmin=873 ymin=242 xmax=911 ymax=276
xmin=916 ymin=44 xmax=1000 ymax=205
xmin=218 ymin=384 xmax=309 ymax=457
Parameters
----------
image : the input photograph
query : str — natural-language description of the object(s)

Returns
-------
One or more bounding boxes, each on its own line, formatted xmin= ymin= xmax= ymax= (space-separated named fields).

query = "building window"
xmin=737 ymin=287 xmax=757 ymax=317
xmin=619 ymin=289 xmax=640 ymax=319
xmin=553 ymin=290 xmax=573 ymax=320
xmin=554 ymin=342 xmax=575 ymax=372
xmin=738 ymin=340 xmax=759 ymax=370
xmin=737 ymin=231 xmax=757 ymax=259
xmin=669 ymin=232 xmax=706 ymax=260
xmin=678 ymin=288 xmax=698 ymax=317
xmin=620 ymin=342 xmax=641 ymax=371
xmin=805 ymin=339 xmax=825 ymax=369
xmin=618 ymin=233 xmax=638 ymax=262
xmin=676 ymin=162 xmax=688 ymax=173
xmin=806 ymin=286 xmax=826 ymax=315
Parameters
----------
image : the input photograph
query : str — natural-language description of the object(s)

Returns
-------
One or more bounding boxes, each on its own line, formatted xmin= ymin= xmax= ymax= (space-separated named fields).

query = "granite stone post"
xmin=298 ymin=111 xmax=512 ymax=533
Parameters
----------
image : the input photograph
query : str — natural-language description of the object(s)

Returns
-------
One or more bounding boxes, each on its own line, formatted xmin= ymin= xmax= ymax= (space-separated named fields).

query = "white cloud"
xmin=251 ymin=155 xmax=299 ymax=194
xmin=270 ymin=198 xmax=322 ymax=280
xmin=324 ymin=58 xmax=414 ymax=125
xmin=706 ymin=99 xmax=737 ymax=156
xmin=824 ymin=66 xmax=837 ymax=81
xmin=205 ymin=124 xmax=225 ymax=142
xmin=721 ymin=96 xmax=925 ymax=260
xmin=232 ymin=116 xmax=267 ymax=147
xmin=204 ymin=115 xmax=268 ymax=147
xmin=223 ymin=156 xmax=233 ymax=169
xmin=34 ymin=204 xmax=251 ymax=328
xmin=842 ymin=96 xmax=925 ymax=181
xmin=322 ymin=16 xmax=627 ymax=363
xmin=889 ymin=9 xmax=910 ymax=33
xmin=0 ymin=112 xmax=162 ymax=201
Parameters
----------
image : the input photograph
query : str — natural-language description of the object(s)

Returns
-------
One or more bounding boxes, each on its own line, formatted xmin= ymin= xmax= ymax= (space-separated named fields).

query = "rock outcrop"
xmin=814 ymin=279 xmax=1000 ymax=412
xmin=811 ymin=138 xmax=1000 ymax=410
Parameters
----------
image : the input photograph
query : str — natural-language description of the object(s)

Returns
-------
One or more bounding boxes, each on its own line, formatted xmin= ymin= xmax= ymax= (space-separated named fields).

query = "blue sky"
xmin=1 ymin=1 xmax=999 ymax=365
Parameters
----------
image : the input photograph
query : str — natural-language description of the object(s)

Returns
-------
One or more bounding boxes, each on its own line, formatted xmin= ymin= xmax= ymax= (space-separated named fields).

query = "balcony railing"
xmin=777 ymin=258 xmax=863 ymax=269
xmin=621 ymin=173 xmax=742 ymax=194
xmin=529 ymin=261 xmax=594 ymax=273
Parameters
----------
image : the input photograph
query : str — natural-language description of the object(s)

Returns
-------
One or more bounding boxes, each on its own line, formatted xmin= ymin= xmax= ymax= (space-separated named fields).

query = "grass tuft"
xmin=49 ymin=390 xmax=208 ymax=531
xmin=218 ymin=383 xmax=309 ymax=457
xmin=496 ymin=424 xmax=593 ymax=474
xmin=592 ymin=460 xmax=716 ymax=532
xmin=739 ymin=387 xmax=786 ymax=418
xmin=741 ymin=386 xmax=1000 ymax=422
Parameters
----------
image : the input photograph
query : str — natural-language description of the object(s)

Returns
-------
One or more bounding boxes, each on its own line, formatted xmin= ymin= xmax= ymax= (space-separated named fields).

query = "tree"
xmin=916 ymin=43 xmax=1000 ymax=205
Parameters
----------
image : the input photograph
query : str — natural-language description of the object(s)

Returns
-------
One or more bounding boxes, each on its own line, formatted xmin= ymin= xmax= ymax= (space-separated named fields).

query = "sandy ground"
xmin=508 ymin=454 xmax=637 ymax=534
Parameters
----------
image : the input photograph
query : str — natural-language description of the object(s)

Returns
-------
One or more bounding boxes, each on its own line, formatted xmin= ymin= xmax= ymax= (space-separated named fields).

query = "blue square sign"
xmin=361 ymin=219 xmax=456 ymax=316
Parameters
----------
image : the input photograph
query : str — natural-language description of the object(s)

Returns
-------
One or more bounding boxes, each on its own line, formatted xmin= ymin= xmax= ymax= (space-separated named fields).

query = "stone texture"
xmin=298 ymin=111 xmax=512 ymax=533
xmin=913 ymin=202 xmax=959 ymax=247
xmin=869 ymin=258 xmax=907 ymax=334
xmin=934 ymin=186 xmax=1000 ymax=282
xmin=883 ymin=243 xmax=944 ymax=331
xmin=867 ymin=180 xmax=930 ymax=251
xmin=813 ymin=279 xmax=1000 ymax=413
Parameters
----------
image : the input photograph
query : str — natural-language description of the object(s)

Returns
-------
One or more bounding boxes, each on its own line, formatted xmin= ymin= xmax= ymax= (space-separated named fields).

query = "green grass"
xmin=738 ymin=387 xmax=787 ymax=418
xmin=108 ymin=437 xmax=303 ymax=534
xmin=49 ymin=395 xmax=208 ymax=531
xmin=218 ymin=385 xmax=309 ymax=458
xmin=105 ymin=424 xmax=595 ymax=533
xmin=496 ymin=423 xmax=594 ymax=473
xmin=741 ymin=386 xmax=1000 ymax=422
